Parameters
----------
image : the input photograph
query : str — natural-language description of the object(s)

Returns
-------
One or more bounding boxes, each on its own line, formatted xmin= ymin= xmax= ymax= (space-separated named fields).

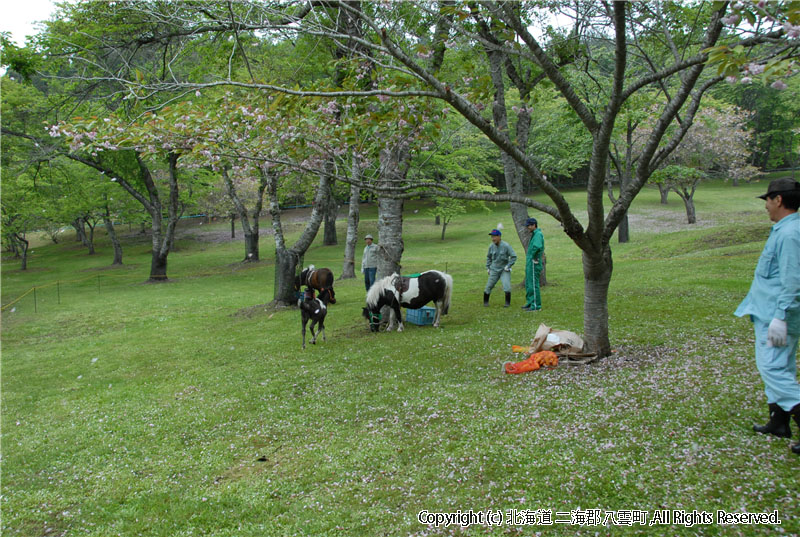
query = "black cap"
xmin=525 ymin=217 xmax=538 ymax=226
xmin=758 ymin=178 xmax=800 ymax=200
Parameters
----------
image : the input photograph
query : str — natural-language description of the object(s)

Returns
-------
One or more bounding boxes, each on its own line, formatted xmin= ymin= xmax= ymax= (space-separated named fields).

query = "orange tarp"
xmin=504 ymin=350 xmax=559 ymax=374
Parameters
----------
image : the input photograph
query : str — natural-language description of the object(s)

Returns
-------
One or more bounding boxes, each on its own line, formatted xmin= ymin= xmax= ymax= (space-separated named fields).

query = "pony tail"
xmin=442 ymin=272 xmax=453 ymax=315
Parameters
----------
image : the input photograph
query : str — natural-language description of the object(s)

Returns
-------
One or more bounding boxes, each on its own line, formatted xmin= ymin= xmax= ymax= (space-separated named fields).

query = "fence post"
xmin=34 ymin=287 xmax=38 ymax=313
xmin=57 ymin=281 xmax=61 ymax=304
xmin=97 ymin=274 xmax=100 ymax=294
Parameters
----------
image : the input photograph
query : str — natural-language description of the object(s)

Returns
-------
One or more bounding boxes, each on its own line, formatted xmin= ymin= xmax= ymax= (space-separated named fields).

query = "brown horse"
xmin=295 ymin=265 xmax=336 ymax=304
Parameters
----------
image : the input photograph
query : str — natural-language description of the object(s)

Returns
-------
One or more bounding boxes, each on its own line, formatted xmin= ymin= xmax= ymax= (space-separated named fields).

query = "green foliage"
xmin=650 ymin=164 xmax=706 ymax=188
xmin=525 ymin=87 xmax=592 ymax=177
xmin=0 ymin=34 xmax=41 ymax=81
xmin=414 ymin=117 xmax=497 ymax=232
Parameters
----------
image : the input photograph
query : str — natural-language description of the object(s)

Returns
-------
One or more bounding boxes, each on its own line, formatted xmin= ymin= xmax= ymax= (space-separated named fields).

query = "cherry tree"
xmin=51 ymin=110 xmax=202 ymax=281
xmin=649 ymin=102 xmax=756 ymax=223
xmin=706 ymin=0 xmax=800 ymax=88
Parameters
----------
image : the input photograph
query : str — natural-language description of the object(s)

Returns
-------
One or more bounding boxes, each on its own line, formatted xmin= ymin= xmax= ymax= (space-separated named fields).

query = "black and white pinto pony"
xmin=300 ymin=287 xmax=333 ymax=349
xmin=362 ymin=270 xmax=453 ymax=332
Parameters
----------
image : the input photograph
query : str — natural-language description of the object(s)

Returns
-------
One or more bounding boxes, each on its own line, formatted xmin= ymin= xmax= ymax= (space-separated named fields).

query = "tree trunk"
xmin=659 ymin=184 xmax=670 ymax=204
xmin=73 ymin=218 xmax=89 ymax=246
xmin=140 ymin=152 xmax=183 ymax=281
xmin=103 ymin=215 xmax=123 ymax=265
xmin=323 ymin=179 xmax=338 ymax=246
xmin=266 ymin=169 xmax=329 ymax=306
xmin=149 ymin=251 xmax=168 ymax=282
xmin=440 ymin=220 xmax=448 ymax=240
xmin=85 ymin=219 xmax=96 ymax=255
xmin=582 ymin=248 xmax=613 ymax=357
xmin=243 ymin=232 xmax=259 ymax=261
xmin=273 ymin=248 xmax=300 ymax=306
xmin=221 ymin=166 xmax=266 ymax=262
xmin=15 ymin=234 xmax=29 ymax=270
xmin=682 ymin=195 xmax=697 ymax=224
xmin=341 ymin=183 xmax=360 ymax=279
xmin=6 ymin=234 xmax=20 ymax=257
xmin=540 ymin=253 xmax=547 ymax=286
xmin=617 ymin=214 xmax=629 ymax=243
xmin=376 ymin=143 xmax=408 ymax=279
xmin=481 ymin=23 xmax=532 ymax=248
xmin=606 ymin=169 xmax=630 ymax=244
xmin=435 ymin=215 xmax=440 ymax=225
xmin=377 ymin=197 xmax=404 ymax=279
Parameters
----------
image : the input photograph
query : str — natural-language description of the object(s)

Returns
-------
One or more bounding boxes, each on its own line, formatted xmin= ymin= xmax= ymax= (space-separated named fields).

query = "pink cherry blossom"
xmin=747 ymin=63 xmax=765 ymax=75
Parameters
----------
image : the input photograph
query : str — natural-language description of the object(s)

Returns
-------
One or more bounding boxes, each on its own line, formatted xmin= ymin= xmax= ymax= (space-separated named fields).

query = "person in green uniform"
xmin=522 ymin=217 xmax=544 ymax=312
xmin=484 ymin=229 xmax=516 ymax=307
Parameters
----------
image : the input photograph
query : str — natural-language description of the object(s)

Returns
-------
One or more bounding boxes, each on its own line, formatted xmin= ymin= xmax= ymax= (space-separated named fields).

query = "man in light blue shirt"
xmin=734 ymin=178 xmax=800 ymax=455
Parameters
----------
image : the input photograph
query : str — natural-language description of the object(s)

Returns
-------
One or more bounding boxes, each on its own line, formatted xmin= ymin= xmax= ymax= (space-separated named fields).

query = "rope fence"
xmin=1 ymin=264 xmax=267 ymax=314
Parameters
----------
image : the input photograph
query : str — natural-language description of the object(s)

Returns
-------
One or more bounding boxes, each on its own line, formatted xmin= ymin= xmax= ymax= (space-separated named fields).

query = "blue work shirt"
xmin=486 ymin=240 xmax=517 ymax=272
xmin=735 ymin=212 xmax=800 ymax=334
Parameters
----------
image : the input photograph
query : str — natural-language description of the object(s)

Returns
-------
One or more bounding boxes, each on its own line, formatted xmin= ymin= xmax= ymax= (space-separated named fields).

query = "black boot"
xmin=504 ymin=292 xmax=511 ymax=308
xmin=790 ymin=403 xmax=800 ymax=454
xmin=753 ymin=403 xmax=791 ymax=438
xmin=483 ymin=293 xmax=490 ymax=307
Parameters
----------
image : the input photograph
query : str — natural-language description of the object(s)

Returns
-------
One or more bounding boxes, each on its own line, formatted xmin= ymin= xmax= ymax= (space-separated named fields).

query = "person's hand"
xmin=767 ymin=318 xmax=788 ymax=347
xmin=487 ymin=268 xmax=491 ymax=275
xmin=361 ymin=267 xmax=364 ymax=274
xmin=504 ymin=266 xmax=511 ymax=272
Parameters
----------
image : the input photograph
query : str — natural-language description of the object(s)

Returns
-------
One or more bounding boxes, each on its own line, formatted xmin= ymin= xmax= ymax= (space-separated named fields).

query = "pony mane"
xmin=366 ymin=273 xmax=397 ymax=308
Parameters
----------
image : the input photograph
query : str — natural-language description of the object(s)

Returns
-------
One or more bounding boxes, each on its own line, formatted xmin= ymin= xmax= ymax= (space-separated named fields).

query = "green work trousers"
xmin=524 ymin=260 xmax=542 ymax=310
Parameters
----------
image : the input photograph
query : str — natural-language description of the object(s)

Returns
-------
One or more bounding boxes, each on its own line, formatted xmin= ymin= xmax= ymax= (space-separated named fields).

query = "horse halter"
xmin=367 ymin=309 xmax=381 ymax=327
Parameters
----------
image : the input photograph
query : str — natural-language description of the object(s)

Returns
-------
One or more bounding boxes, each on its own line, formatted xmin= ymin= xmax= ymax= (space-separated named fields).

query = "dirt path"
xmin=176 ymin=206 xmax=328 ymax=244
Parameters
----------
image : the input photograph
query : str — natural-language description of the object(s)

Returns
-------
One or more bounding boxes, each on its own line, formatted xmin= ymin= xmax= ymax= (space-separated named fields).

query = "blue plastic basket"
xmin=406 ymin=306 xmax=436 ymax=326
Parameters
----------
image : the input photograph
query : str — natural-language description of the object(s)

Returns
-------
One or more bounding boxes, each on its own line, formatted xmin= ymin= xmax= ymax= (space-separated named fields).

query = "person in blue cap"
xmin=484 ymin=229 xmax=516 ymax=307
xmin=522 ymin=217 xmax=544 ymax=311
xmin=734 ymin=178 xmax=800 ymax=455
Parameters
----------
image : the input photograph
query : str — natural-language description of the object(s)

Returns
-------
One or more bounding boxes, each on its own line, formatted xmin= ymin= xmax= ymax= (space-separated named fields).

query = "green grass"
xmin=2 ymin=180 xmax=798 ymax=536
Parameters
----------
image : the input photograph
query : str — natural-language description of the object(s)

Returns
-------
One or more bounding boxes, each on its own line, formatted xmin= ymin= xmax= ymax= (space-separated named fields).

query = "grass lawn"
xmin=2 ymin=180 xmax=798 ymax=536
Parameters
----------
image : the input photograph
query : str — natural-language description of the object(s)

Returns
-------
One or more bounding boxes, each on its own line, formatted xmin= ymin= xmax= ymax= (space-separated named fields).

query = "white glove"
xmin=504 ymin=266 xmax=511 ymax=272
xmin=767 ymin=318 xmax=788 ymax=347
xmin=361 ymin=267 xmax=364 ymax=274
xmin=487 ymin=268 xmax=491 ymax=275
